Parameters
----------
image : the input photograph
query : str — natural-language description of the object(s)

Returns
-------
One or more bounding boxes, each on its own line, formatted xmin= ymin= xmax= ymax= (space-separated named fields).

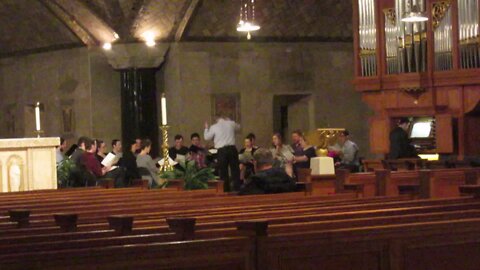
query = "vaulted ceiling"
xmin=0 ymin=0 xmax=352 ymax=57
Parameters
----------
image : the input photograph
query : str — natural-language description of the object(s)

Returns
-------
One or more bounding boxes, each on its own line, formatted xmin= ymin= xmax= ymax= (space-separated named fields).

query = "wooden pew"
xmin=362 ymin=159 xmax=384 ymax=172
xmin=0 ymin=236 xmax=255 ymax=270
xmin=2 ymin=178 xmax=480 ymax=270
xmin=382 ymin=158 xmax=424 ymax=171
xmin=2 ymin=195 xmax=480 ymax=269
xmin=0 ymin=194 xmax=472 ymax=243
xmin=0 ymin=191 xmax=358 ymax=234
xmin=376 ymin=168 xmax=479 ymax=198
xmin=3 ymin=199 xmax=480 ymax=257
xmin=257 ymin=217 xmax=480 ymax=270
xmin=297 ymin=168 xmax=337 ymax=195
xmin=335 ymin=169 xmax=376 ymax=197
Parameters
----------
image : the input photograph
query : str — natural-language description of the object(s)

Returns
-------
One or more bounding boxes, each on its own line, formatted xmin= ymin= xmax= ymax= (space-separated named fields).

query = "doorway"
xmin=273 ymin=94 xmax=315 ymax=140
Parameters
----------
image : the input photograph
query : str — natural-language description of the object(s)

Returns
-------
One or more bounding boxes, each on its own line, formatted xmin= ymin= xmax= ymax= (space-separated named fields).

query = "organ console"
xmin=353 ymin=0 xmax=480 ymax=158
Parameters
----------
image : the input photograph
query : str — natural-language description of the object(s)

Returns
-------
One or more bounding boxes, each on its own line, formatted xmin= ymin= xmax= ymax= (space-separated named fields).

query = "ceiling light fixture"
xmin=236 ymin=0 xmax=260 ymax=40
xmin=142 ymin=31 xmax=156 ymax=47
xmin=401 ymin=2 xmax=428 ymax=23
xmin=102 ymin=42 xmax=112 ymax=50
xmin=146 ymin=39 xmax=156 ymax=47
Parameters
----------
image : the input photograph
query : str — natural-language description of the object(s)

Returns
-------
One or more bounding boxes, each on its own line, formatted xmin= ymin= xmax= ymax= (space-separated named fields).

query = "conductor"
xmin=204 ymin=115 xmax=241 ymax=192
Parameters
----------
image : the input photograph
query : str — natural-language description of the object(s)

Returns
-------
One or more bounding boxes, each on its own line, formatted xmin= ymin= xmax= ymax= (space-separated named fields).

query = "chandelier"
xmin=236 ymin=0 xmax=260 ymax=39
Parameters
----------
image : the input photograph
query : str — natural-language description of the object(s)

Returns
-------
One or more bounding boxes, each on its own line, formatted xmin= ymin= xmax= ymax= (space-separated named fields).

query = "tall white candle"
xmin=161 ymin=93 xmax=167 ymax=125
xmin=35 ymin=102 xmax=41 ymax=131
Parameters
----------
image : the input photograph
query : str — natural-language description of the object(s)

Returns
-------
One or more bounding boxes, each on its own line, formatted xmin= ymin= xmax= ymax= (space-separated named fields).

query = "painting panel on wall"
xmin=60 ymin=99 xmax=75 ymax=138
xmin=211 ymin=94 xmax=241 ymax=122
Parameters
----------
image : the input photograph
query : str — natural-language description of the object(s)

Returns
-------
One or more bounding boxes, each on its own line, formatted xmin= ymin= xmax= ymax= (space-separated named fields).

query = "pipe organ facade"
xmin=353 ymin=0 xmax=480 ymax=159
xmin=458 ymin=0 xmax=479 ymax=68
xmin=358 ymin=0 xmax=378 ymax=76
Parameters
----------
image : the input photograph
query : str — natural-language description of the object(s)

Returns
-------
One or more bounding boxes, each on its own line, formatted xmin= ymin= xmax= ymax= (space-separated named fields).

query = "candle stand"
xmin=159 ymin=125 xmax=173 ymax=172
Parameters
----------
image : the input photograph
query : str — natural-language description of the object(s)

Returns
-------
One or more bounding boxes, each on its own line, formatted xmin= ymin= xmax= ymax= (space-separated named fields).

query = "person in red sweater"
xmin=82 ymin=139 xmax=111 ymax=178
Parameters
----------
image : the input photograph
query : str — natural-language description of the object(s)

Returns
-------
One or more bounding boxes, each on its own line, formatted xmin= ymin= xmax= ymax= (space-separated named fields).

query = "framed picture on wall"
xmin=211 ymin=94 xmax=241 ymax=122
xmin=60 ymin=99 xmax=75 ymax=137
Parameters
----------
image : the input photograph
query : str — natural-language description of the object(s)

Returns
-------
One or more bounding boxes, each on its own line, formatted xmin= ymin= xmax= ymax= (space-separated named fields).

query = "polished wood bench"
xmin=3 ymin=198 xmax=480 ymax=269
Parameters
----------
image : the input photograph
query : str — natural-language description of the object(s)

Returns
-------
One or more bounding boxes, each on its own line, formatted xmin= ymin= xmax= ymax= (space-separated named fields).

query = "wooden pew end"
xmin=335 ymin=169 xmax=350 ymax=193
xmin=459 ymin=185 xmax=480 ymax=198
xmin=54 ymin=213 xmax=78 ymax=232
xmin=235 ymin=220 xmax=269 ymax=237
xmin=8 ymin=209 xmax=30 ymax=228
xmin=108 ymin=215 xmax=134 ymax=235
xmin=295 ymin=182 xmax=313 ymax=196
xmin=166 ymin=217 xmax=196 ymax=240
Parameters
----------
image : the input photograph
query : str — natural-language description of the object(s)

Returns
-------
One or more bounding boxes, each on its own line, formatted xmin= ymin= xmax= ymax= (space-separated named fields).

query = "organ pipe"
xmin=458 ymin=0 xmax=480 ymax=69
xmin=395 ymin=0 xmax=427 ymax=73
xmin=358 ymin=0 xmax=480 ymax=77
xmin=433 ymin=1 xmax=453 ymax=71
xmin=385 ymin=9 xmax=399 ymax=74
xmin=358 ymin=0 xmax=377 ymax=77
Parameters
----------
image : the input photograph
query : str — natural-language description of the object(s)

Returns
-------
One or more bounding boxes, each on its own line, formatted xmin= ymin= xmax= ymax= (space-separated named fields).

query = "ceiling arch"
xmin=0 ymin=0 xmax=352 ymax=57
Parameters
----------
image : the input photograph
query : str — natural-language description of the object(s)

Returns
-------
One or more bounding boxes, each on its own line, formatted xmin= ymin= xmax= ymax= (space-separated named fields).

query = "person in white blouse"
xmin=204 ymin=115 xmax=241 ymax=192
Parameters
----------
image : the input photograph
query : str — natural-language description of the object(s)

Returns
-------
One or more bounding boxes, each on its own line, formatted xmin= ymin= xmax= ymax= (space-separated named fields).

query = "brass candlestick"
xmin=159 ymin=125 xmax=173 ymax=172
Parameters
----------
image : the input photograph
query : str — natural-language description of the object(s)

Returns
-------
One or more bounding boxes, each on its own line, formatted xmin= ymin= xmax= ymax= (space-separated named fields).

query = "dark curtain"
xmin=120 ymin=68 xmax=159 ymax=157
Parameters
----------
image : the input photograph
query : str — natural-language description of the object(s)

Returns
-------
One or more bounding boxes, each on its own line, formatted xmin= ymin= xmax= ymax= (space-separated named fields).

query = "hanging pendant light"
xmin=401 ymin=0 xmax=428 ymax=22
xmin=237 ymin=0 xmax=260 ymax=39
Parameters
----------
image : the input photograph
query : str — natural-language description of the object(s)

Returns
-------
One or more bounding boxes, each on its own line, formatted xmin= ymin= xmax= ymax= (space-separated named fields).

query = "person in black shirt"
xmin=70 ymin=136 xmax=90 ymax=167
xmin=389 ymin=118 xmax=417 ymax=159
xmin=122 ymin=139 xmax=140 ymax=186
xmin=292 ymin=131 xmax=316 ymax=175
xmin=134 ymin=137 xmax=142 ymax=155
xmin=95 ymin=139 xmax=107 ymax=163
xmin=246 ymin=133 xmax=259 ymax=150
xmin=111 ymin=139 xmax=122 ymax=156
xmin=239 ymin=136 xmax=257 ymax=181
xmin=239 ymin=148 xmax=296 ymax=195
xmin=169 ymin=134 xmax=189 ymax=162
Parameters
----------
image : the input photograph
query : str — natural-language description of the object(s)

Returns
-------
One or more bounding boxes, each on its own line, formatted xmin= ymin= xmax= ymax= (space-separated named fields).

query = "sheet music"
xmin=101 ymin=152 xmax=118 ymax=167
xmin=175 ymin=154 xmax=186 ymax=163
xmin=158 ymin=157 xmax=178 ymax=166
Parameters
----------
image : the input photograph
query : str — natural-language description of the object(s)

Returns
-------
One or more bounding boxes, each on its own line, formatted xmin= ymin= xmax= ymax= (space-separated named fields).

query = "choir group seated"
xmin=55 ymin=125 xmax=362 ymax=194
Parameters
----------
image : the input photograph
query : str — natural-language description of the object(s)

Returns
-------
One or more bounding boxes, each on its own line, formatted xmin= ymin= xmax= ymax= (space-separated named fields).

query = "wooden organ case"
xmin=353 ymin=0 xmax=480 ymax=158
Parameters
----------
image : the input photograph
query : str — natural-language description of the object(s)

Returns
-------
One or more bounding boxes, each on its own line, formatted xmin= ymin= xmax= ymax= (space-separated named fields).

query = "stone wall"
xmin=0 ymin=48 xmax=120 ymax=150
xmin=0 ymin=42 xmax=372 ymax=157
xmin=159 ymin=42 xmax=372 ymax=157
xmin=89 ymin=50 xmax=121 ymax=147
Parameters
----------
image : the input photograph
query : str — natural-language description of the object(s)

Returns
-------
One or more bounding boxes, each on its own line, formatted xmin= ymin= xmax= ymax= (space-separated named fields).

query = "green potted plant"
xmin=159 ymin=160 xmax=216 ymax=190
xmin=57 ymin=158 xmax=75 ymax=188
